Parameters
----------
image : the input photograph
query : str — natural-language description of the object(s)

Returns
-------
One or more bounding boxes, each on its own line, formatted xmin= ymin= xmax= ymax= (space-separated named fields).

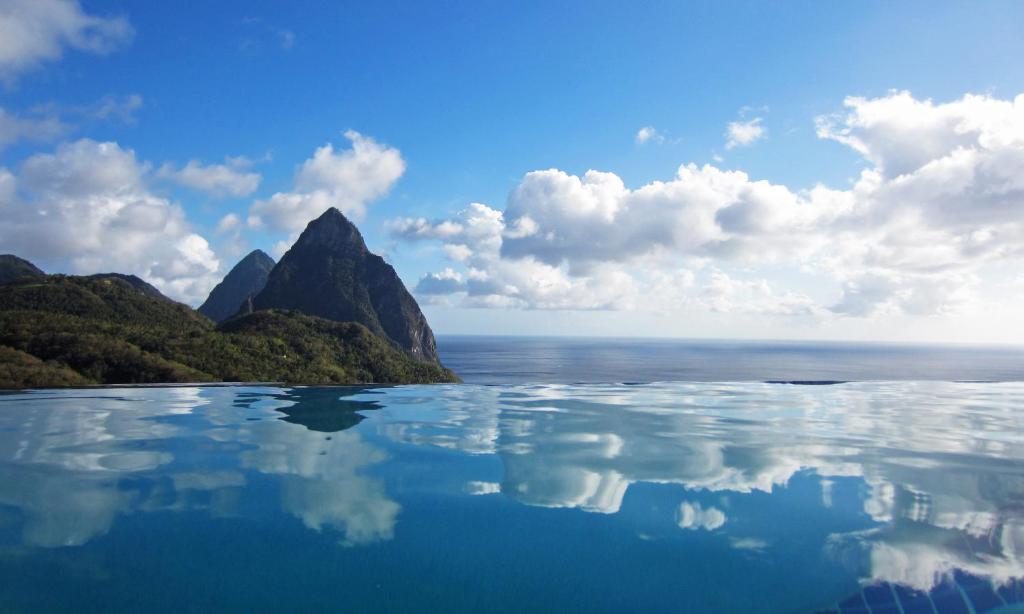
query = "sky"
xmin=1 ymin=0 xmax=1024 ymax=343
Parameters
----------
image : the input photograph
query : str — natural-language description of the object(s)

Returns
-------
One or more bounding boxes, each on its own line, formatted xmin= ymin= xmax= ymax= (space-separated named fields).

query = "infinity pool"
xmin=0 ymin=382 xmax=1021 ymax=612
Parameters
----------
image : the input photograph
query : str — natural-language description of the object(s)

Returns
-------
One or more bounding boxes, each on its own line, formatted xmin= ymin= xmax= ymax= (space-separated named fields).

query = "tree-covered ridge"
xmin=0 ymin=254 xmax=45 ymax=285
xmin=0 ymin=275 xmax=458 ymax=388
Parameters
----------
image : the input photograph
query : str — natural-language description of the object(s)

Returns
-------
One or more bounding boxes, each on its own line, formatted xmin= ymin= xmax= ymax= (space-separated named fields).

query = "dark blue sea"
xmin=438 ymin=335 xmax=1024 ymax=384
xmin=1 ymin=337 xmax=1023 ymax=612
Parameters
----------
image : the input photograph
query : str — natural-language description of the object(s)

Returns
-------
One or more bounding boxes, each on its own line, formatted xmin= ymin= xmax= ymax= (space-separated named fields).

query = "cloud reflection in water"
xmin=0 ymin=381 xmax=1020 ymax=600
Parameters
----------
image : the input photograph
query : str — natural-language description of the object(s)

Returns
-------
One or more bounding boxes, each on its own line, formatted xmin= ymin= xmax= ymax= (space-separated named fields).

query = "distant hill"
xmin=0 ymin=275 xmax=458 ymax=388
xmin=0 ymin=255 xmax=45 ymax=285
xmin=252 ymin=208 xmax=440 ymax=362
xmin=198 ymin=250 xmax=275 ymax=322
xmin=85 ymin=273 xmax=177 ymax=302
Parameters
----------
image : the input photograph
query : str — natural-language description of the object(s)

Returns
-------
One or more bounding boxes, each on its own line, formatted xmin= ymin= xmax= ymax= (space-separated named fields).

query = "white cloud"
xmin=415 ymin=268 xmax=465 ymax=295
xmin=676 ymin=501 xmax=726 ymax=531
xmin=635 ymin=126 xmax=663 ymax=145
xmin=464 ymin=481 xmax=501 ymax=495
xmin=0 ymin=139 xmax=220 ymax=303
xmin=77 ymin=93 xmax=143 ymax=123
xmin=386 ymin=216 xmax=464 ymax=241
xmin=249 ymin=130 xmax=405 ymax=232
xmin=158 ymin=157 xmax=262 ymax=198
xmin=216 ymin=213 xmax=242 ymax=235
xmin=702 ymin=271 xmax=823 ymax=316
xmin=0 ymin=0 xmax=133 ymax=83
xmin=725 ymin=117 xmax=765 ymax=149
xmin=392 ymin=166 xmax=836 ymax=312
xmin=0 ymin=106 xmax=68 ymax=150
xmin=391 ymin=91 xmax=1024 ymax=320
xmin=0 ymin=94 xmax=142 ymax=151
xmin=730 ymin=537 xmax=769 ymax=551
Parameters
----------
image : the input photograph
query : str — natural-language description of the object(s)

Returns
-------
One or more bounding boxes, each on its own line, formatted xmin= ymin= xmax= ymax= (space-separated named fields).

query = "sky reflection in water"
xmin=0 ymin=382 xmax=1021 ymax=612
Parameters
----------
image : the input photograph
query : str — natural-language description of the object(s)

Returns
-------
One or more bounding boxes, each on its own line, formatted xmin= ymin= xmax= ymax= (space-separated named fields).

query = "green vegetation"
xmin=0 ymin=254 xmax=45 ymax=285
xmin=0 ymin=346 xmax=93 ymax=388
xmin=0 ymin=275 xmax=459 ymax=389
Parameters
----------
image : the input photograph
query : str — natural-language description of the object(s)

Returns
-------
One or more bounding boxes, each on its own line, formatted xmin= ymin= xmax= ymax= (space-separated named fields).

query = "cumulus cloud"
xmin=158 ymin=157 xmax=262 ymax=198
xmin=725 ymin=117 xmax=765 ymax=149
xmin=389 ymin=167 xmax=837 ymax=312
xmin=0 ymin=0 xmax=133 ymax=83
xmin=391 ymin=90 xmax=1024 ymax=319
xmin=249 ymin=130 xmax=404 ymax=232
xmin=0 ymin=139 xmax=220 ymax=303
xmin=635 ymin=126 xmax=663 ymax=145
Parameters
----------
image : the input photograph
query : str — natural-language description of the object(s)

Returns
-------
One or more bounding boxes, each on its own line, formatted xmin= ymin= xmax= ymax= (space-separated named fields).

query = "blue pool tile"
xmin=964 ymin=585 xmax=1004 ymax=613
xmin=997 ymin=578 xmax=1024 ymax=603
xmin=894 ymin=584 xmax=936 ymax=614
xmin=953 ymin=569 xmax=985 ymax=589
xmin=838 ymin=592 xmax=870 ymax=614
xmin=868 ymin=604 xmax=901 ymax=614
xmin=952 ymin=570 xmax=1005 ymax=612
xmin=929 ymin=580 xmax=969 ymax=614
xmin=863 ymin=583 xmax=896 ymax=607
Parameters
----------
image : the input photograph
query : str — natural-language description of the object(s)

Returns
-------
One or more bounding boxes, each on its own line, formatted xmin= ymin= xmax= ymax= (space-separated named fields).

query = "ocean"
xmin=438 ymin=335 xmax=1024 ymax=384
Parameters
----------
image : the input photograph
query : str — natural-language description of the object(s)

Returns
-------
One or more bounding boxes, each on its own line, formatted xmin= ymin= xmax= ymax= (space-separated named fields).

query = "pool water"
xmin=0 ymin=382 xmax=1021 ymax=612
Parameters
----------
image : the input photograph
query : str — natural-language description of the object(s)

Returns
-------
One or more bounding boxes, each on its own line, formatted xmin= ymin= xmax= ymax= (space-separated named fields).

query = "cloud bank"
xmin=0 ymin=139 xmax=221 ymax=302
xmin=392 ymin=91 xmax=1024 ymax=320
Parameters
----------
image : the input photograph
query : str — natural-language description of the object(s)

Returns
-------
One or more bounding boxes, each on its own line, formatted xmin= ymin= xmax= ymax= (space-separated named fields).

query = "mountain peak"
xmin=252 ymin=208 xmax=440 ymax=362
xmin=293 ymin=207 xmax=368 ymax=255
xmin=242 ymin=249 xmax=275 ymax=267
xmin=198 ymin=250 xmax=277 ymax=322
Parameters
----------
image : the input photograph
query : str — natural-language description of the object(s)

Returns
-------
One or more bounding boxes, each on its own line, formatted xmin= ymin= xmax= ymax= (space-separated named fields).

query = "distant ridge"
xmin=0 ymin=255 xmax=45 ymax=285
xmin=199 ymin=250 xmax=275 ymax=322
xmin=85 ymin=273 xmax=175 ymax=302
xmin=252 ymin=208 xmax=440 ymax=362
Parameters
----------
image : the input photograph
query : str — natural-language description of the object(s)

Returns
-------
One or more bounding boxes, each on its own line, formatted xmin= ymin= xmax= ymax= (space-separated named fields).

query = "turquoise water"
xmin=0 ymin=382 xmax=1022 ymax=612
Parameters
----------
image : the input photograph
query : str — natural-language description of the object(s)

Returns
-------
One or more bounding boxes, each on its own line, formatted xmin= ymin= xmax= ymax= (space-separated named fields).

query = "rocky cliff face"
xmin=198 ymin=250 xmax=275 ymax=322
xmin=251 ymin=208 xmax=439 ymax=362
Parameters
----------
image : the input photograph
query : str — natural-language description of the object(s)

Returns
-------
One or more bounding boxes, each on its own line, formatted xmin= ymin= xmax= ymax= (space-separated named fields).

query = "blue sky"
xmin=2 ymin=1 xmax=1024 ymax=342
